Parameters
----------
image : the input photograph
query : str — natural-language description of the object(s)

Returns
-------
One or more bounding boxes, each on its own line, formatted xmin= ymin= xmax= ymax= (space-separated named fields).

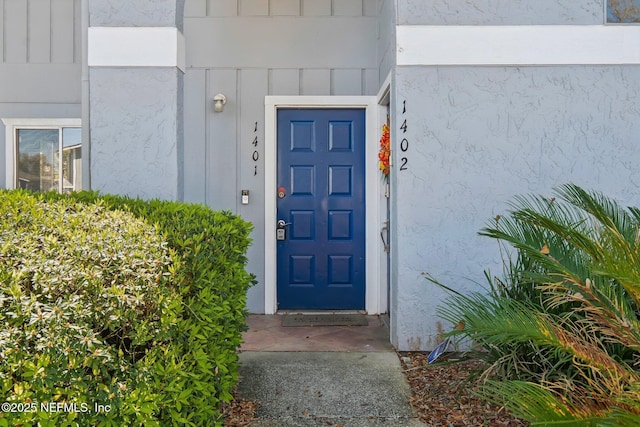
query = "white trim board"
xmin=264 ymin=96 xmax=383 ymax=314
xmin=397 ymin=25 xmax=640 ymax=66
xmin=88 ymin=27 xmax=186 ymax=72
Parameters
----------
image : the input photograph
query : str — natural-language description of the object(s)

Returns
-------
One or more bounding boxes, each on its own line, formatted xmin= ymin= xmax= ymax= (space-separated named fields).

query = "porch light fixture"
xmin=213 ymin=93 xmax=227 ymax=112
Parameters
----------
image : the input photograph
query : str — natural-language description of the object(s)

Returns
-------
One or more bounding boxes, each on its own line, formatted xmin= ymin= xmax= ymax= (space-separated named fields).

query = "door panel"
xmin=277 ymin=109 xmax=366 ymax=310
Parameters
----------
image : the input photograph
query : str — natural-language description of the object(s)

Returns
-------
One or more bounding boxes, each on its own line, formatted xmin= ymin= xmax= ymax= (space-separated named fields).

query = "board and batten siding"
xmin=0 ymin=0 xmax=81 ymax=101
xmin=0 ymin=0 xmax=82 ymax=188
xmin=183 ymin=0 xmax=378 ymax=312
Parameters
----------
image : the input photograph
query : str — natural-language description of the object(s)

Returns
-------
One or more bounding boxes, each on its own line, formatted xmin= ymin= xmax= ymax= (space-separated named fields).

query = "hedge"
xmin=0 ymin=190 xmax=254 ymax=426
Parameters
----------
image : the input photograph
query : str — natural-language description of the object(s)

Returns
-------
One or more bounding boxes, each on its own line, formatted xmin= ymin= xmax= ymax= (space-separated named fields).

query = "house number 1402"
xmin=400 ymin=100 xmax=408 ymax=171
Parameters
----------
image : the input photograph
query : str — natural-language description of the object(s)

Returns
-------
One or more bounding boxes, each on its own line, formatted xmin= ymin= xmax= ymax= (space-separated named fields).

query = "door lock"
xmin=277 ymin=220 xmax=291 ymax=240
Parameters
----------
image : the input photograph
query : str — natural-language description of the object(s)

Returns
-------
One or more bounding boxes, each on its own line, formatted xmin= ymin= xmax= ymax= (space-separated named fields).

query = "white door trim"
xmin=264 ymin=96 xmax=381 ymax=314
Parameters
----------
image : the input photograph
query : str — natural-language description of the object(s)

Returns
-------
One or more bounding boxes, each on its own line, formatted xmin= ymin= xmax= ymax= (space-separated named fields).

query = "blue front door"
xmin=277 ymin=109 xmax=366 ymax=310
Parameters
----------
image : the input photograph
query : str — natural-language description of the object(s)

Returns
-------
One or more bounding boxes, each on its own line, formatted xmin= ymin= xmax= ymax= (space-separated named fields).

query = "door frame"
xmin=264 ymin=96 xmax=382 ymax=314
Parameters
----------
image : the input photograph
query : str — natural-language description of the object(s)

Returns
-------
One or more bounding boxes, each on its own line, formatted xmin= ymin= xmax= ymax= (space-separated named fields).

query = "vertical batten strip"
xmin=0 ymin=0 xmax=5 ymax=62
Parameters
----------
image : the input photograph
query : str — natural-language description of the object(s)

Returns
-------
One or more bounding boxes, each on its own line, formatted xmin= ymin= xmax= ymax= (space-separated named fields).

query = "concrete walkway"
xmin=237 ymin=315 xmax=424 ymax=426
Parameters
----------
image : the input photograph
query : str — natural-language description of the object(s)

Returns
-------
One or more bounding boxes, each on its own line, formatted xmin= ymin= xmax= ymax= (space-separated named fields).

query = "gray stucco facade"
xmin=1 ymin=0 xmax=639 ymax=351
xmin=88 ymin=0 xmax=185 ymax=200
xmin=390 ymin=64 xmax=640 ymax=349
xmin=384 ymin=0 xmax=640 ymax=350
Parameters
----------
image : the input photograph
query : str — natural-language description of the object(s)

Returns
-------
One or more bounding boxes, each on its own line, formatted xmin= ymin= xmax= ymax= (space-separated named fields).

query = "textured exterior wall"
xmin=398 ymin=0 xmax=605 ymax=25
xmin=391 ymin=64 xmax=640 ymax=350
xmin=183 ymin=1 xmax=379 ymax=313
xmin=89 ymin=0 xmax=185 ymax=30
xmin=88 ymin=0 xmax=184 ymax=200
xmin=90 ymin=68 xmax=183 ymax=200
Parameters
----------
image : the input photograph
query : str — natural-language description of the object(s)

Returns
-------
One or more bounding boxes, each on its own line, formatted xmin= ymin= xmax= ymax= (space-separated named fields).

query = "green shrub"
xmin=0 ymin=190 xmax=253 ymax=426
xmin=38 ymin=191 xmax=255 ymax=426
xmin=0 ymin=190 xmax=178 ymax=426
xmin=433 ymin=184 xmax=640 ymax=426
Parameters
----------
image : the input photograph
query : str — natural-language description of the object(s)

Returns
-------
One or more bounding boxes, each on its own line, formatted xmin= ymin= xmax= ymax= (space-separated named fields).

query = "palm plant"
xmin=434 ymin=184 xmax=640 ymax=426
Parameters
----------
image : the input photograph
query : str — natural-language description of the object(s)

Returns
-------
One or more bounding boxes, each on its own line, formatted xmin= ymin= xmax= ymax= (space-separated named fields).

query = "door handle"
xmin=277 ymin=220 xmax=291 ymax=241
xmin=380 ymin=220 xmax=389 ymax=253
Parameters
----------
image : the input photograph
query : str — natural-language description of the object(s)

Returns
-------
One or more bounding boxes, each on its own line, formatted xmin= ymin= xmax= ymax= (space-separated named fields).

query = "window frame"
xmin=2 ymin=118 xmax=82 ymax=192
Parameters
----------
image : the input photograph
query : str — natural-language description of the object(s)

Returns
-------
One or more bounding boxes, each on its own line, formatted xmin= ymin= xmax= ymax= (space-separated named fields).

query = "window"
xmin=607 ymin=0 xmax=640 ymax=23
xmin=2 ymin=119 xmax=82 ymax=193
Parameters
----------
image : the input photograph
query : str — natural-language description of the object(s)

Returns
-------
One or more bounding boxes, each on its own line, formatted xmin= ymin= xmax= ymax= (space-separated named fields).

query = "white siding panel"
xmin=74 ymin=0 xmax=80 ymax=63
xmin=239 ymin=68 xmax=268 ymax=191
xmin=302 ymin=0 xmax=330 ymax=16
xmin=183 ymin=69 xmax=207 ymax=203
xmin=363 ymin=0 xmax=377 ymax=16
xmin=0 ymin=63 xmax=80 ymax=102
xmin=269 ymin=68 xmax=299 ymax=95
xmin=333 ymin=0 xmax=362 ymax=16
xmin=185 ymin=0 xmax=207 ymax=17
xmin=239 ymin=0 xmax=268 ymax=15
xmin=206 ymin=69 xmax=238 ymax=210
xmin=185 ymin=17 xmax=377 ymax=69
xmin=0 ymin=0 xmax=5 ymax=62
xmin=332 ymin=68 xmax=362 ymax=95
xmin=28 ymin=0 xmax=51 ymax=63
xmin=4 ymin=0 xmax=27 ymax=63
xmin=0 ymin=102 xmax=79 ymax=117
xmin=208 ymin=0 xmax=237 ymax=16
xmin=300 ymin=69 xmax=330 ymax=95
xmin=239 ymin=68 xmax=268 ymax=314
xmin=51 ymin=0 xmax=75 ymax=63
xmin=363 ymin=68 xmax=378 ymax=95
xmin=271 ymin=0 xmax=300 ymax=16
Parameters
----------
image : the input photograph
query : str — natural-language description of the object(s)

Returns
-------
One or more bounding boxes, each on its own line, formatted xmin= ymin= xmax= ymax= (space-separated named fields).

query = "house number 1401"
xmin=400 ymin=100 xmax=408 ymax=171
xmin=251 ymin=121 xmax=259 ymax=176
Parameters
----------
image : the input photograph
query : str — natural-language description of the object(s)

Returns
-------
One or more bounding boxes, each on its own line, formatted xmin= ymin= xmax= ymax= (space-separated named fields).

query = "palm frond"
xmin=436 ymin=290 xmax=636 ymax=390
xmin=556 ymin=184 xmax=637 ymax=244
xmin=431 ymin=184 xmax=640 ymax=427
xmin=541 ymin=276 xmax=640 ymax=353
xmin=478 ymin=380 xmax=609 ymax=426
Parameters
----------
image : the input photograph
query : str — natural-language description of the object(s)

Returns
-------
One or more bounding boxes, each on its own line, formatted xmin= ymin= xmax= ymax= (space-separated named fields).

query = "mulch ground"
xmin=399 ymin=353 xmax=529 ymax=427
xmin=222 ymin=397 xmax=258 ymax=427
xmin=223 ymin=353 xmax=529 ymax=426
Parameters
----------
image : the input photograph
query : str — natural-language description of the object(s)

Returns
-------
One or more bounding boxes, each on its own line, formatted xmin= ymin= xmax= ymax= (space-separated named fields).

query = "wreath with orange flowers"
xmin=378 ymin=123 xmax=390 ymax=179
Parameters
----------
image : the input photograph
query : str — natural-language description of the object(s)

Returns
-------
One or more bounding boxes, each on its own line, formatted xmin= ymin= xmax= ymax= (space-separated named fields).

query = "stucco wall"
xmin=90 ymin=68 xmax=183 ymax=200
xmin=89 ymin=0 xmax=185 ymax=30
xmin=398 ymin=0 xmax=605 ymax=25
xmin=87 ymin=0 xmax=184 ymax=201
xmin=391 ymin=64 xmax=640 ymax=350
